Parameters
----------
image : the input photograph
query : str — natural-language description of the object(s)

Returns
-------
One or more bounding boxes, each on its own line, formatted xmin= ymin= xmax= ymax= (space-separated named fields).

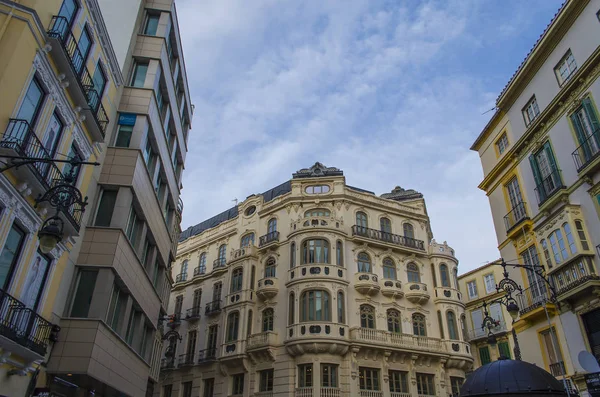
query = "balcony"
xmin=259 ymin=231 xmax=280 ymax=247
xmin=572 ymin=130 xmax=600 ymax=173
xmin=321 ymin=388 xmax=341 ymax=397
xmin=247 ymin=331 xmax=278 ymax=361
xmin=221 ymin=339 xmax=246 ymax=361
xmin=405 ymin=282 xmax=430 ymax=304
xmin=549 ymin=361 xmax=566 ymax=377
xmin=503 ymin=201 xmax=530 ymax=233
xmin=46 ymin=16 xmax=109 ymax=141
xmin=516 ymin=285 xmax=556 ymax=322
xmin=205 ymin=300 xmax=222 ymax=316
xmin=433 ymin=287 xmax=462 ymax=304
xmin=288 ymin=264 xmax=346 ymax=286
xmin=213 ymin=258 xmax=227 ymax=270
xmin=354 ymin=273 xmax=380 ymax=296
xmin=225 ymin=289 xmax=255 ymax=307
xmin=466 ymin=320 xmax=507 ymax=342
xmin=295 ymin=388 xmax=313 ymax=397
xmin=381 ymin=280 xmax=403 ymax=298
xmin=551 ymin=256 xmax=600 ymax=302
xmin=166 ymin=313 xmax=181 ymax=328
xmin=193 ymin=266 xmax=206 ymax=277
xmin=178 ymin=353 xmax=195 ymax=367
xmin=285 ymin=323 xmax=349 ymax=356
xmin=257 ymin=277 xmax=279 ymax=300
xmin=185 ymin=306 xmax=201 ymax=321
xmin=534 ymin=168 xmax=566 ymax=207
xmin=350 ymin=328 xmax=445 ymax=355
xmin=0 ymin=119 xmax=84 ymax=234
xmin=230 ymin=244 xmax=258 ymax=263
xmin=351 ymin=226 xmax=425 ymax=251
xmin=0 ymin=288 xmax=59 ymax=359
xmin=197 ymin=347 xmax=217 ymax=364
xmin=160 ymin=358 xmax=175 ymax=370
xmin=175 ymin=273 xmax=187 ymax=283
xmin=359 ymin=391 xmax=383 ymax=397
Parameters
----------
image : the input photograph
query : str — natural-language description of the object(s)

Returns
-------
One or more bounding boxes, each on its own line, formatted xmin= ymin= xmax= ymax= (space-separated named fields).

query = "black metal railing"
xmin=47 ymin=16 xmax=109 ymax=136
xmin=193 ymin=266 xmax=206 ymax=277
xmin=160 ymin=358 xmax=175 ymax=370
xmin=549 ymin=361 xmax=566 ymax=377
xmin=205 ymin=300 xmax=221 ymax=315
xmin=186 ymin=306 xmax=201 ymax=320
xmin=197 ymin=347 xmax=217 ymax=363
xmin=572 ymin=130 xmax=600 ymax=171
xmin=177 ymin=197 xmax=184 ymax=215
xmin=178 ymin=353 xmax=195 ymax=366
xmin=534 ymin=169 xmax=564 ymax=205
xmin=551 ymin=257 xmax=599 ymax=295
xmin=0 ymin=288 xmax=59 ymax=356
xmin=517 ymin=285 xmax=553 ymax=315
xmin=175 ymin=273 xmax=187 ymax=283
xmin=259 ymin=231 xmax=280 ymax=247
xmin=213 ymin=258 xmax=226 ymax=269
xmin=503 ymin=201 xmax=529 ymax=232
xmin=351 ymin=226 xmax=425 ymax=250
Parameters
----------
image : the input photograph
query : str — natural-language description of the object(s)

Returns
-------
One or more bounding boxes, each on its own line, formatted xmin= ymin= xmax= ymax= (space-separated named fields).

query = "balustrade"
xmin=205 ymin=300 xmax=222 ymax=315
xmin=247 ymin=331 xmax=278 ymax=349
xmin=295 ymin=387 xmax=313 ymax=397
xmin=257 ymin=277 xmax=279 ymax=300
xmin=503 ymin=201 xmax=529 ymax=232
xmin=354 ymin=272 xmax=380 ymax=296
xmin=350 ymin=328 xmax=448 ymax=353
xmin=197 ymin=347 xmax=217 ymax=363
xmin=230 ymin=244 xmax=258 ymax=262
xmin=359 ymin=391 xmax=383 ymax=397
xmin=321 ymin=387 xmax=341 ymax=397
xmin=352 ymin=225 xmax=425 ymax=251
xmin=259 ymin=231 xmax=280 ymax=247
xmin=288 ymin=264 xmax=345 ymax=285
xmin=572 ymin=129 xmax=600 ymax=171
xmin=405 ymin=282 xmax=430 ymax=304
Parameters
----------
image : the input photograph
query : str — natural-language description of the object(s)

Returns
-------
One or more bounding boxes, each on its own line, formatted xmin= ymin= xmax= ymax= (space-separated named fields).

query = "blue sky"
xmin=175 ymin=0 xmax=564 ymax=274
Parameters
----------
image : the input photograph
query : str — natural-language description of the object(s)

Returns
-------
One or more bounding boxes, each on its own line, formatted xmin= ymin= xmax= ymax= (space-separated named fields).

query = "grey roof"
xmin=460 ymin=358 xmax=567 ymax=396
xmin=380 ymin=186 xmax=423 ymax=201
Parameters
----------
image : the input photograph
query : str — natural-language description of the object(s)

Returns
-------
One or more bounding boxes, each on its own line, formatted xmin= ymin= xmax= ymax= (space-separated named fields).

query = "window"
xmin=163 ymin=385 xmax=173 ymax=397
xmin=57 ymin=0 xmax=79 ymax=35
xmin=305 ymin=185 xmax=330 ymax=194
xmin=232 ymin=373 xmax=244 ymax=395
xmin=262 ymin=308 xmax=274 ymax=332
xmin=126 ymin=207 xmax=143 ymax=249
xmin=563 ymin=223 xmax=577 ymax=254
xmin=181 ymin=382 xmax=192 ymax=397
xmin=541 ymin=239 xmax=553 ymax=268
xmin=522 ymin=246 xmax=548 ymax=302
xmin=305 ymin=208 xmax=330 ymax=217
xmin=16 ymin=77 xmax=45 ymax=126
xmin=360 ymin=305 xmax=375 ymax=329
xmin=380 ymin=217 xmax=392 ymax=234
xmin=440 ymin=263 xmax=450 ymax=287
xmin=198 ymin=253 xmax=207 ymax=274
xmin=180 ymin=260 xmax=188 ymax=280
xmin=94 ymin=189 xmax=117 ymax=226
xmin=322 ymin=364 xmax=338 ymax=388
xmin=203 ymin=379 xmax=214 ymax=397
xmin=555 ymin=50 xmax=577 ymax=85
xmin=131 ymin=61 xmax=149 ymax=87
xmin=383 ymin=258 xmax=396 ymax=279
xmin=483 ymin=273 xmax=495 ymax=294
xmin=575 ymin=220 xmax=590 ymax=250
xmin=548 ymin=229 xmax=568 ymax=264
xmin=454 ymin=268 xmax=459 ymax=290
xmin=496 ymin=133 xmax=509 ymax=155
xmin=0 ymin=223 xmax=26 ymax=289
xmin=244 ymin=206 xmax=256 ymax=216
xmin=389 ymin=371 xmax=409 ymax=394
xmin=498 ymin=341 xmax=511 ymax=359
xmin=431 ymin=263 xmax=437 ymax=287
xmin=70 ymin=270 xmax=98 ymax=317
xmin=259 ymin=369 xmax=274 ymax=392
xmin=268 ymin=218 xmax=277 ymax=234
xmin=337 ymin=291 xmax=344 ymax=323
xmin=407 ymin=262 xmax=420 ymax=283
xmin=125 ymin=309 xmax=141 ymax=345
xmin=42 ymin=112 xmax=63 ymax=156
xmin=217 ymin=244 xmax=227 ymax=266
xmin=290 ymin=242 xmax=296 ymax=268
xmin=467 ymin=280 xmax=478 ymax=299
xmin=413 ymin=313 xmax=426 ymax=336
xmin=289 ymin=293 xmax=295 ymax=325
xmin=571 ymin=98 xmax=600 ymax=164
xmin=356 ymin=211 xmax=368 ymax=230
xmin=231 ymin=267 xmax=243 ymax=293
xmin=226 ymin=312 xmax=239 ymax=341
xmin=541 ymin=327 xmax=565 ymax=375
xmin=451 ymin=377 xmax=464 ymax=396
xmin=300 ymin=290 xmax=330 ymax=321
xmin=416 ymin=373 xmax=435 ymax=396
xmin=240 ymin=233 xmax=254 ymax=248
xmin=403 ymin=223 xmax=414 ymax=239
xmin=530 ymin=142 xmax=561 ymax=203
xmin=357 ymin=252 xmax=371 ymax=273
xmin=107 ymin=285 xmax=128 ymax=334
xmin=74 ymin=26 xmax=92 ymax=75
xmin=447 ymin=311 xmax=458 ymax=340
xmin=336 ymin=241 xmax=343 ymax=266
xmin=90 ymin=62 xmax=107 ymax=111
xmin=479 ymin=346 xmax=491 ymax=365
xmin=437 ymin=311 xmax=445 ymax=339
xmin=302 ymin=239 xmax=330 ymax=264
xmin=298 ymin=364 xmax=313 ymax=387
xmin=143 ymin=12 xmax=160 ymax=35
xmin=247 ymin=310 xmax=253 ymax=337
xmin=387 ymin=309 xmax=401 ymax=333
xmin=63 ymin=143 xmax=83 ymax=183
xmin=213 ymin=282 xmax=222 ymax=301
xmin=207 ymin=325 xmax=218 ymax=352
xmin=359 ymin=367 xmax=380 ymax=391
xmin=22 ymin=252 xmax=52 ymax=310
xmin=265 ymin=257 xmax=276 ymax=278
xmin=523 ymin=95 xmax=540 ymax=126
xmin=115 ymin=124 xmax=133 ymax=147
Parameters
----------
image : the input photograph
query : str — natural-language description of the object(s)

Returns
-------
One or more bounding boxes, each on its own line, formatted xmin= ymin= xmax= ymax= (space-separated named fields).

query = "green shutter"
xmin=529 ymin=154 xmax=545 ymax=202
xmin=498 ymin=341 xmax=511 ymax=359
xmin=571 ymin=111 xmax=589 ymax=146
xmin=583 ymin=98 xmax=600 ymax=131
xmin=479 ymin=346 xmax=491 ymax=365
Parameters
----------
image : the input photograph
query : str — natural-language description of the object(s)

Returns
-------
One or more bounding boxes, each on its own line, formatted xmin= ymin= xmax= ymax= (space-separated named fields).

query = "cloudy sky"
xmin=175 ymin=0 xmax=563 ymax=274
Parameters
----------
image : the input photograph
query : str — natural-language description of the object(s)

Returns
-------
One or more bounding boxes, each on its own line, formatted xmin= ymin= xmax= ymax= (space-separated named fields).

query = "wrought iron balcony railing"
xmin=352 ymin=226 xmax=425 ymax=251
xmin=259 ymin=231 xmax=280 ymax=247
xmin=186 ymin=306 xmax=201 ymax=320
xmin=0 ymin=288 xmax=59 ymax=356
xmin=503 ymin=201 xmax=529 ymax=233
xmin=516 ymin=284 xmax=553 ymax=315
xmin=205 ymin=300 xmax=222 ymax=315
xmin=197 ymin=347 xmax=217 ymax=363
xmin=549 ymin=361 xmax=566 ymax=377
xmin=534 ymin=168 xmax=565 ymax=206
xmin=551 ymin=256 xmax=599 ymax=295
xmin=175 ymin=273 xmax=187 ymax=283
xmin=572 ymin=130 xmax=600 ymax=171
xmin=160 ymin=358 xmax=175 ymax=370
xmin=178 ymin=353 xmax=195 ymax=366
xmin=213 ymin=258 xmax=226 ymax=269
xmin=193 ymin=266 xmax=206 ymax=277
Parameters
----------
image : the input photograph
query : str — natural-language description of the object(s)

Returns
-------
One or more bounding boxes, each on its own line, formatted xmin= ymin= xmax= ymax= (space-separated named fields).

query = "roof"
xmin=460 ymin=358 xmax=567 ymax=396
xmin=292 ymin=162 xmax=343 ymax=178
xmin=380 ymin=186 xmax=423 ymax=201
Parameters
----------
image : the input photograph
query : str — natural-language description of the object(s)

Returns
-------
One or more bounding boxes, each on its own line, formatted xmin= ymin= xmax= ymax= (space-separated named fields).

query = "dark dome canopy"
xmin=460 ymin=358 xmax=568 ymax=397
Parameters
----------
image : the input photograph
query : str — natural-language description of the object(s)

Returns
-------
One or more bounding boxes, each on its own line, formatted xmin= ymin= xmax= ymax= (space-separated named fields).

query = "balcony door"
xmin=0 ymin=223 xmax=26 ymax=290
xmin=207 ymin=325 xmax=218 ymax=354
xmin=21 ymin=251 xmax=52 ymax=311
xmin=73 ymin=26 xmax=92 ymax=76
xmin=506 ymin=178 xmax=525 ymax=221
xmin=57 ymin=0 xmax=79 ymax=38
xmin=571 ymin=99 xmax=600 ymax=162
xmin=530 ymin=143 xmax=560 ymax=202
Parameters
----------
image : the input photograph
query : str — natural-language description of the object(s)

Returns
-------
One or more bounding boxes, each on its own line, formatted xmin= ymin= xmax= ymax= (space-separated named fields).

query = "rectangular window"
xmin=484 ymin=273 xmax=496 ymax=294
xmin=126 ymin=207 xmax=144 ymax=249
xmin=555 ymin=50 xmax=577 ymax=85
xmin=298 ymin=364 xmax=313 ymax=388
xmin=115 ymin=124 xmax=133 ymax=147
xmin=416 ymin=373 xmax=435 ymax=396
xmin=140 ymin=324 xmax=152 ymax=359
xmin=70 ymin=269 xmax=98 ymax=317
xmin=181 ymin=382 xmax=192 ymax=397
xmin=498 ymin=341 xmax=511 ymax=359
xmin=523 ymin=96 xmax=540 ymax=126
xmin=143 ymin=12 xmax=160 ymax=35
xmin=94 ymin=189 xmax=117 ymax=226
xmin=479 ymin=346 xmax=491 ymax=365
xmin=232 ymin=373 xmax=244 ymax=395
xmin=571 ymin=98 xmax=600 ymax=167
xmin=163 ymin=385 xmax=172 ymax=397
xmin=131 ymin=61 xmax=149 ymax=87
xmin=203 ymin=379 xmax=214 ymax=397
xmin=74 ymin=26 xmax=92 ymax=75
xmin=359 ymin=367 xmax=380 ymax=391
xmin=541 ymin=327 xmax=565 ymax=375
xmin=107 ymin=285 xmax=128 ymax=334
xmin=125 ymin=309 xmax=141 ymax=346
xmin=16 ymin=76 xmax=45 ymax=126
xmin=451 ymin=377 xmax=464 ymax=396
xmin=505 ymin=177 xmax=527 ymax=225
xmin=521 ymin=245 xmax=548 ymax=303
xmin=207 ymin=324 xmax=218 ymax=351
xmin=470 ymin=309 xmax=484 ymax=338
xmin=496 ymin=133 xmax=509 ymax=155
xmin=389 ymin=370 xmax=409 ymax=393
xmin=186 ymin=330 xmax=197 ymax=360
xmin=321 ymin=364 xmax=338 ymax=388
xmin=529 ymin=142 xmax=561 ymax=204
xmin=467 ymin=280 xmax=478 ymax=299
xmin=0 ymin=223 xmax=26 ymax=289
xmin=259 ymin=369 xmax=274 ymax=392
xmin=89 ymin=62 xmax=107 ymax=111
xmin=23 ymin=252 xmax=52 ymax=311
xmin=42 ymin=112 xmax=64 ymax=156
xmin=174 ymin=295 xmax=183 ymax=316
xmin=58 ymin=0 xmax=79 ymax=33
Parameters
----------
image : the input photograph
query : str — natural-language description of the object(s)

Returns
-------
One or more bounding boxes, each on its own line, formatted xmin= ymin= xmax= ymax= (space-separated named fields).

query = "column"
xmin=110 ymin=186 xmax=133 ymax=230
xmin=129 ymin=116 xmax=149 ymax=151
xmin=88 ymin=268 xmax=115 ymax=319
xmin=314 ymin=360 xmax=321 ymax=397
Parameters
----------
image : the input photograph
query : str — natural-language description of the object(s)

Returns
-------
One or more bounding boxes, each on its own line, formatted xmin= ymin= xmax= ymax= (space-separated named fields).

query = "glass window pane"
xmin=0 ymin=224 xmax=26 ymax=289
xmin=70 ymin=270 xmax=98 ymax=317
xmin=132 ymin=62 xmax=148 ymax=87
xmin=17 ymin=78 xmax=44 ymax=124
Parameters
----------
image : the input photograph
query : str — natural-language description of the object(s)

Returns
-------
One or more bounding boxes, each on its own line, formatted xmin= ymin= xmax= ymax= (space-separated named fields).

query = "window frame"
xmin=230 ymin=267 xmax=243 ymax=293
xmin=360 ymin=304 xmax=376 ymax=329
xmin=357 ymin=252 xmax=372 ymax=273
xmin=387 ymin=309 xmax=401 ymax=333
xmin=382 ymin=257 xmax=396 ymax=280
xmin=259 ymin=369 xmax=274 ymax=392
xmin=467 ymin=280 xmax=478 ymax=299
xmin=298 ymin=364 xmax=313 ymax=388
xmin=412 ymin=313 xmax=427 ymax=336
xmin=483 ymin=273 xmax=496 ymax=294
xmin=226 ymin=311 xmax=239 ymax=342
xmin=0 ymin=222 xmax=27 ymax=290
xmin=300 ymin=290 xmax=331 ymax=322
xmin=440 ymin=263 xmax=450 ymax=287
xmin=495 ymin=132 xmax=509 ymax=156
xmin=321 ymin=364 xmax=338 ymax=388
xmin=359 ymin=367 xmax=380 ymax=391
xmin=522 ymin=95 xmax=541 ymax=126
xmin=231 ymin=373 xmax=244 ymax=395
xmin=554 ymin=49 xmax=577 ymax=86
xmin=301 ymin=239 xmax=330 ymax=264
xmin=305 ymin=185 xmax=330 ymax=194
xmin=262 ymin=308 xmax=274 ymax=332
xmin=389 ymin=370 xmax=409 ymax=394
xmin=407 ymin=262 xmax=420 ymax=283
xmin=416 ymin=373 xmax=436 ymax=396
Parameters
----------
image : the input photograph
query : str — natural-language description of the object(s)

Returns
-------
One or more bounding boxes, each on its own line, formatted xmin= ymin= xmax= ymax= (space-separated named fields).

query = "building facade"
xmin=470 ymin=0 xmax=600 ymax=393
xmin=158 ymin=163 xmax=472 ymax=397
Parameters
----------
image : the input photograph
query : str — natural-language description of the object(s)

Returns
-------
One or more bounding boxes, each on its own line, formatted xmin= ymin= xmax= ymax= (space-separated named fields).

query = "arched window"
xmin=289 ymin=293 xmax=295 ymax=325
xmin=231 ymin=267 xmax=243 ymax=293
xmin=437 ymin=311 xmax=444 ymax=339
xmin=226 ymin=311 xmax=239 ymax=341
xmin=290 ymin=242 xmax=296 ymax=268
xmin=305 ymin=208 xmax=330 ymax=217
xmin=336 ymin=241 xmax=343 ymax=267
xmin=302 ymin=239 xmax=330 ymax=264
xmin=380 ymin=217 xmax=392 ymax=234
xmin=268 ymin=218 xmax=277 ymax=234
xmin=198 ymin=253 xmax=207 ymax=274
xmin=412 ymin=313 xmax=426 ymax=336
xmin=383 ymin=258 xmax=396 ymax=279
xmin=356 ymin=212 xmax=368 ymax=230
xmin=247 ymin=310 xmax=253 ymax=337
xmin=262 ymin=308 xmax=274 ymax=332
xmin=337 ymin=291 xmax=345 ymax=323
xmin=218 ymin=244 xmax=227 ymax=266
xmin=357 ymin=252 xmax=371 ymax=273
xmin=360 ymin=305 xmax=375 ymax=329
xmin=240 ymin=233 xmax=255 ymax=248
xmin=300 ymin=290 xmax=330 ymax=321
xmin=407 ymin=263 xmax=420 ymax=283
xmin=181 ymin=260 xmax=188 ymax=276
xmin=440 ymin=264 xmax=450 ymax=287
xmin=541 ymin=239 xmax=553 ymax=268
xmin=387 ymin=309 xmax=401 ymax=333
xmin=575 ymin=220 xmax=590 ymax=250
xmin=549 ymin=229 xmax=568 ymax=264
xmin=265 ymin=257 xmax=276 ymax=278
xmin=447 ymin=311 xmax=458 ymax=340
xmin=430 ymin=263 xmax=437 ymax=287
xmin=563 ymin=223 xmax=576 ymax=254
xmin=403 ymin=223 xmax=414 ymax=239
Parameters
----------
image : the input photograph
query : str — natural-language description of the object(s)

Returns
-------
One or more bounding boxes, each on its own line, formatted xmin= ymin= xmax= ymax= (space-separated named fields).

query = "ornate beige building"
xmin=158 ymin=163 xmax=472 ymax=397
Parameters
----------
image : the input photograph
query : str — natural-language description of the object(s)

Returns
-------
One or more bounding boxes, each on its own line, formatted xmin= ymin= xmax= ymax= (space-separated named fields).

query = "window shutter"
xmin=571 ymin=112 xmax=588 ymax=145
xmin=529 ymin=154 xmax=543 ymax=196
xmin=479 ymin=346 xmax=491 ymax=365
xmin=498 ymin=341 xmax=511 ymax=359
xmin=583 ymin=98 xmax=600 ymax=131
xmin=543 ymin=142 xmax=558 ymax=171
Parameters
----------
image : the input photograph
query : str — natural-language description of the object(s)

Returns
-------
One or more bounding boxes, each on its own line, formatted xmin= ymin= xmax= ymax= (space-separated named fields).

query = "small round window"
xmin=245 ymin=206 xmax=256 ymax=216
xmin=305 ymin=185 xmax=330 ymax=194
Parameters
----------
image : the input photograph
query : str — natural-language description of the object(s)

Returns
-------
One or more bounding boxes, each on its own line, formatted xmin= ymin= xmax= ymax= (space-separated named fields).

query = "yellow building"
xmin=470 ymin=0 xmax=600 ymax=393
